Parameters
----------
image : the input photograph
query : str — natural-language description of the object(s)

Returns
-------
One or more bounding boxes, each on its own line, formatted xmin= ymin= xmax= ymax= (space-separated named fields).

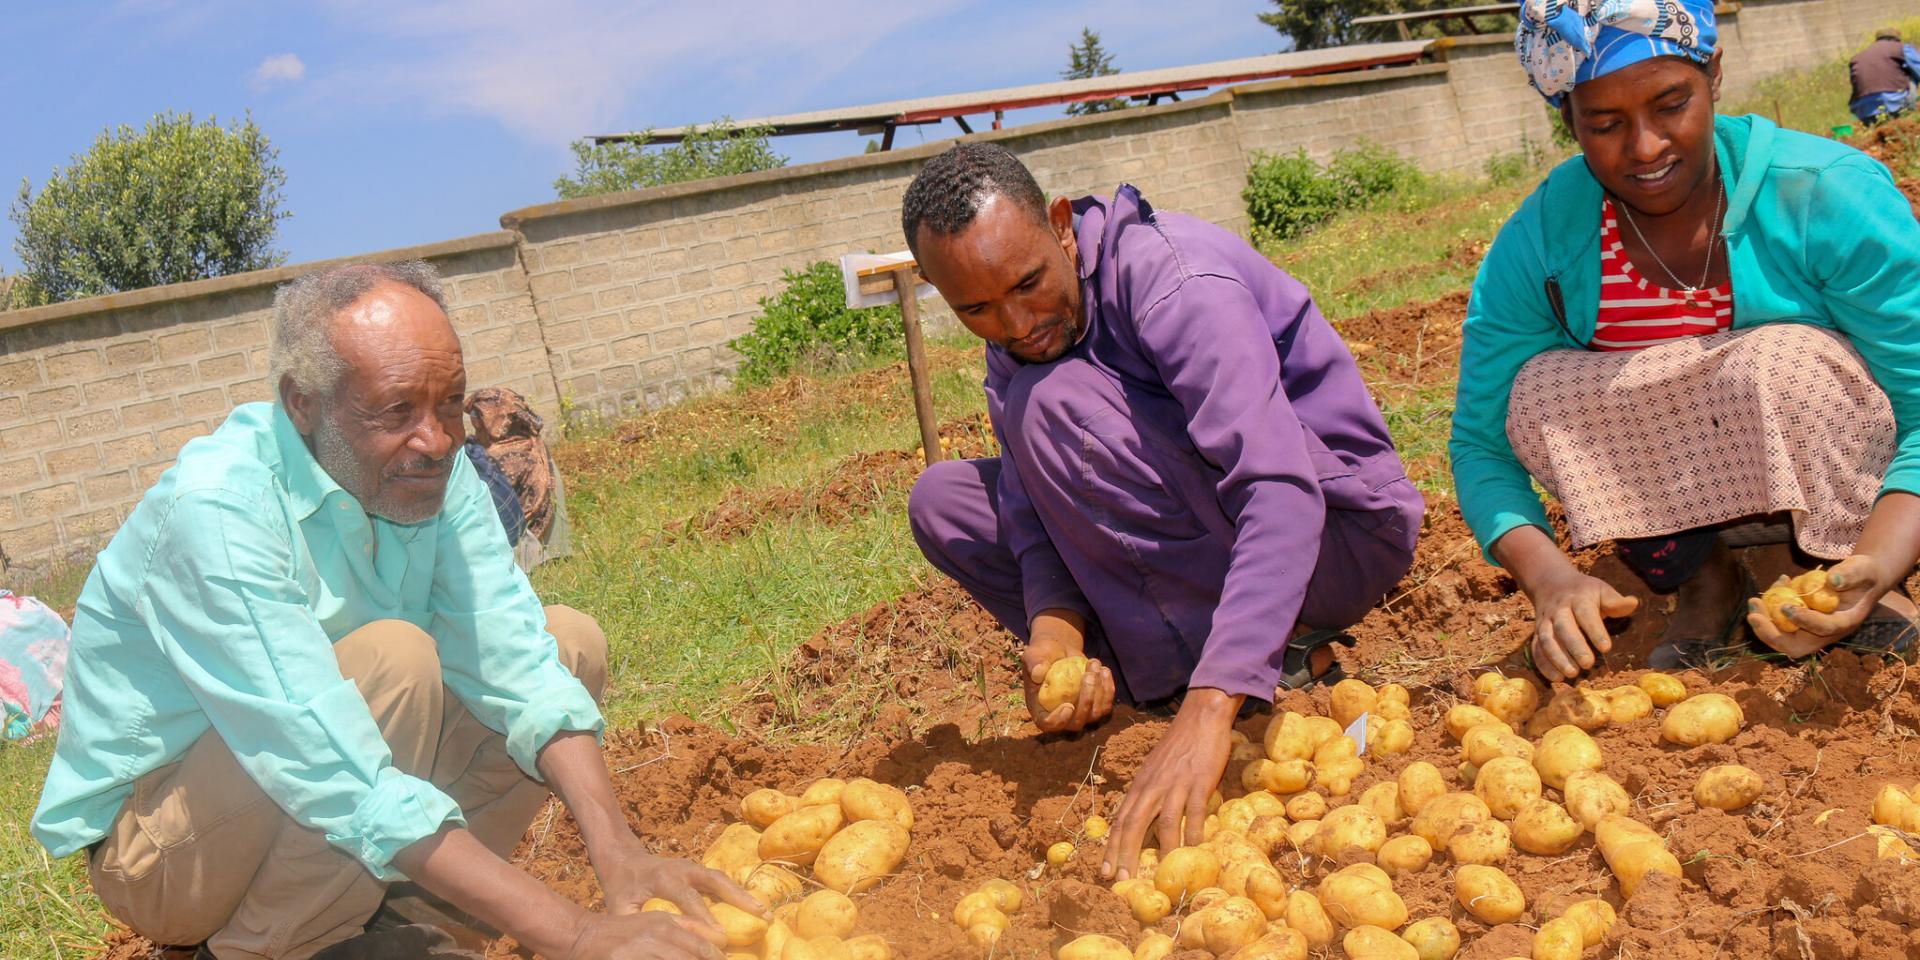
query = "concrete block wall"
xmin=2 ymin=0 xmax=1914 ymax=577
xmin=0 ymin=232 xmax=556 ymax=574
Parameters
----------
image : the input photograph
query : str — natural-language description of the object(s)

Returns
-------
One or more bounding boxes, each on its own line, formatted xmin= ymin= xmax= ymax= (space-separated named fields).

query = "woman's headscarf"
xmin=1516 ymin=0 xmax=1718 ymax=105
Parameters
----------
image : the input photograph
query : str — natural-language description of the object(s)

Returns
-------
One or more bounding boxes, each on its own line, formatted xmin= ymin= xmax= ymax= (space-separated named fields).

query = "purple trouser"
xmin=910 ymin=357 xmax=1420 ymax=705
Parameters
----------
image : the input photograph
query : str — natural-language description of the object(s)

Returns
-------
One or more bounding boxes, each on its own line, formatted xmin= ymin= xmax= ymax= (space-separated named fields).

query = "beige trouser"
xmin=87 ymin=606 xmax=608 ymax=960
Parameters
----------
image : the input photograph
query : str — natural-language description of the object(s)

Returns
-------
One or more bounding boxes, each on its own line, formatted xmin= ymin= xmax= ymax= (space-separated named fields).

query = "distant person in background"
xmin=1849 ymin=29 xmax=1920 ymax=126
xmin=1452 ymin=1 xmax=1920 ymax=682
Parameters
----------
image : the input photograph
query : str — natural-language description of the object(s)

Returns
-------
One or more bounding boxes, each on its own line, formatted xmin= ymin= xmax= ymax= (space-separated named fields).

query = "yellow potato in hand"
xmin=1038 ymin=656 xmax=1090 ymax=712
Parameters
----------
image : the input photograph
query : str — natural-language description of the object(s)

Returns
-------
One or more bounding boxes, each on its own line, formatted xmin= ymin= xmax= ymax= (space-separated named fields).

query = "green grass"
xmin=1725 ymin=17 xmax=1920 ymax=137
xmin=1 ymin=739 xmax=111 ymax=959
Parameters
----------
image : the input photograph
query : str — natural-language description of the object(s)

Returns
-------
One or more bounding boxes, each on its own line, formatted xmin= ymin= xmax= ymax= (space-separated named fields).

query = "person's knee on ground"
xmin=543 ymin=605 xmax=607 ymax=704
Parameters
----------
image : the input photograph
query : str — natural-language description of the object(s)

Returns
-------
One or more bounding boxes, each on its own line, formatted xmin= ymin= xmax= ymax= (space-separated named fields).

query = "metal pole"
xmin=892 ymin=265 xmax=943 ymax=466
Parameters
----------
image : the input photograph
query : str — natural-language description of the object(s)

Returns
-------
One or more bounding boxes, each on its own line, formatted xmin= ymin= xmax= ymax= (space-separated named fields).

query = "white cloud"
xmin=252 ymin=52 xmax=307 ymax=87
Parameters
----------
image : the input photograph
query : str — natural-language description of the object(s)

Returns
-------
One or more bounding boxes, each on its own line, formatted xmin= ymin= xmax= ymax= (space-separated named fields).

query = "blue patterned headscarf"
xmin=1516 ymin=0 xmax=1718 ymax=105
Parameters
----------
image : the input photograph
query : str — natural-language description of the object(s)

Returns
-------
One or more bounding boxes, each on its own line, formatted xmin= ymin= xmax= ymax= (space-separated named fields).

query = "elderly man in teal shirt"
xmin=32 ymin=262 xmax=755 ymax=960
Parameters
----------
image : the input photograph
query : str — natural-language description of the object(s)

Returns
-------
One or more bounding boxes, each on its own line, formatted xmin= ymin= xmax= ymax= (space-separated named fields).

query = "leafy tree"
xmin=1259 ymin=0 xmax=1514 ymax=51
xmin=554 ymin=121 xmax=786 ymax=199
xmin=1063 ymin=28 xmax=1128 ymax=116
xmin=9 ymin=112 xmax=289 ymax=307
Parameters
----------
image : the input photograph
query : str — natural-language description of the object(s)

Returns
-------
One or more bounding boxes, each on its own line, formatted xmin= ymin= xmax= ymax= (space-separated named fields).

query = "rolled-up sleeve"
xmin=430 ymin=454 xmax=602 ymax=777
xmin=138 ymin=487 xmax=462 ymax=880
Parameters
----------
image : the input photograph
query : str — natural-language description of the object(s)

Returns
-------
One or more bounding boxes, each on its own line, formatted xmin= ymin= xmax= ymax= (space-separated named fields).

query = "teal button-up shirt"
xmin=31 ymin=402 xmax=602 ymax=879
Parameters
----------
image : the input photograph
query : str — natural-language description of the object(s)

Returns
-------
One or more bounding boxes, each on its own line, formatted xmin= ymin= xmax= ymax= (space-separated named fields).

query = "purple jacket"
xmin=984 ymin=186 xmax=1412 ymax=698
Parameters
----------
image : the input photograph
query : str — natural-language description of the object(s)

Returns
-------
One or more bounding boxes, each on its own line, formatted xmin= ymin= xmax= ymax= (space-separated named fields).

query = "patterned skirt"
xmin=1505 ymin=324 xmax=1896 ymax=559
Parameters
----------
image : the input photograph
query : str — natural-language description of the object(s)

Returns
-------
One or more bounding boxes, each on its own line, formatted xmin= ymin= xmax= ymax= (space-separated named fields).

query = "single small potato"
xmin=1260 ymin=758 xmax=1316 ymax=794
xmin=1543 ymin=687 xmax=1612 ymax=732
xmin=1479 ymin=677 xmax=1541 ymax=725
xmin=1360 ymin=781 xmax=1405 ymax=825
xmin=1377 ymin=835 xmax=1434 ymax=877
xmin=1314 ymin=734 xmax=1360 ymax=767
xmin=1057 ymin=934 xmax=1132 ymax=960
xmin=1637 ymin=672 xmax=1688 ymax=706
xmin=1563 ymin=771 xmax=1632 ymax=831
xmin=1377 ymin=697 xmax=1413 ymax=723
xmin=799 ymin=778 xmax=848 ymax=808
xmin=1453 ymin=864 xmax=1526 ymax=924
xmin=702 ymin=822 xmax=763 ymax=883
xmin=1217 ymin=799 xmax=1259 ymax=836
xmin=1532 ymin=725 xmax=1604 ymax=790
xmin=1047 ymin=841 xmax=1075 ymax=868
xmin=742 ymin=788 xmax=801 ymax=827
xmin=765 ymin=919 xmax=796 ymax=959
xmin=1176 ymin=910 xmax=1209 ymax=952
xmin=1761 ymin=583 xmax=1804 ymax=633
xmin=1694 ymin=765 xmax=1765 ymax=811
xmin=1472 ymin=672 xmax=1504 ymax=700
xmin=1872 ymin=783 xmax=1917 ymax=828
xmin=1133 ymin=931 xmax=1176 ymax=960
xmin=1312 ymin=805 xmax=1388 ymax=858
xmin=1318 ymin=757 xmax=1365 ymax=796
xmin=1287 ymin=791 xmax=1330 ymax=822
xmin=1399 ymin=762 xmax=1448 ymax=816
xmin=1661 ymin=693 xmax=1744 ymax=747
xmin=1286 ymin=889 xmax=1336 ymax=948
xmin=1411 ymin=793 xmax=1492 ymax=849
xmin=963 ymin=914 xmax=1005 ymax=950
xmin=1127 ymin=887 xmax=1173 ymax=924
xmin=744 ymin=863 xmax=807 ymax=905
xmin=640 ymin=898 xmax=681 ymax=913
xmin=844 ymin=934 xmax=891 ymax=960
xmin=1332 ymin=678 xmax=1380 ymax=729
xmin=1248 ymin=815 xmax=1290 ymax=855
xmin=952 ymin=890 xmax=998 ymax=927
xmin=1137 ymin=846 xmax=1160 ymax=876
xmin=1037 ymin=656 xmax=1091 ymax=713
xmin=1244 ymin=790 xmax=1286 ymax=818
xmin=1557 ymin=899 xmax=1617 ymax=947
xmin=796 ymin=889 xmax=859 ymax=939
xmin=1378 ymin=682 xmax=1411 ymax=708
xmin=1475 ymin=756 xmax=1544 ymax=821
xmin=759 ymin=803 xmax=846 ymax=866
xmin=1399 ymin=917 xmax=1461 ymax=960
xmin=1286 ymin=819 xmax=1321 ymax=850
xmin=710 ymin=902 xmax=769 ymax=948
xmin=1233 ymin=740 xmax=1268 ymax=766
xmin=784 ymin=936 xmax=852 ymax=960
xmin=1604 ymin=685 xmax=1655 ymax=724
xmin=1265 ymin=712 xmax=1315 ymax=761
xmin=1448 ymin=819 xmax=1512 ymax=865
xmin=978 ymin=877 xmax=1023 ymax=914
xmin=1512 ymin=799 xmax=1583 ymax=855
xmin=1532 ymin=916 xmax=1584 ymax=960
xmin=1154 ymin=846 xmax=1222 ymax=904
xmin=1344 ymin=925 xmax=1419 ymax=960
xmin=1594 ymin=816 xmax=1682 ymax=898
xmin=1320 ymin=867 xmax=1408 ymax=930
xmin=1189 ymin=886 xmax=1231 ymax=912
xmin=1203 ymin=896 xmax=1268 ymax=955
xmin=1462 ymin=726 xmax=1535 ymax=767
xmin=1372 ymin=718 xmax=1416 ymax=756
xmin=1083 ymin=815 xmax=1111 ymax=840
xmin=1300 ymin=716 xmax=1346 ymax=753
xmin=1244 ymin=864 xmax=1289 ymax=919
xmin=1458 ymin=762 xmax=1479 ymax=788
xmin=813 ymin=819 xmax=910 ymax=893
xmin=840 ymin=778 xmax=914 ymax=829
xmin=1445 ymin=705 xmax=1510 ymax=742
xmin=1235 ymin=929 xmax=1310 ymax=960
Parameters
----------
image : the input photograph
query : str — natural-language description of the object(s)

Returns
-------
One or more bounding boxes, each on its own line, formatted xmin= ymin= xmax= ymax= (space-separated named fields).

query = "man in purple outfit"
xmin=902 ymin=143 xmax=1422 ymax=878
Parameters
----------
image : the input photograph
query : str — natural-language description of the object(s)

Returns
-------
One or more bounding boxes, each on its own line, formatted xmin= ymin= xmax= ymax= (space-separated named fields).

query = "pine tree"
xmin=1063 ymin=28 xmax=1128 ymax=116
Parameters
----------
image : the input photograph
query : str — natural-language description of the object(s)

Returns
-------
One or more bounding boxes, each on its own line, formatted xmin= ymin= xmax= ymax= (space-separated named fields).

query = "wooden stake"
xmin=892 ymin=264 xmax=943 ymax=466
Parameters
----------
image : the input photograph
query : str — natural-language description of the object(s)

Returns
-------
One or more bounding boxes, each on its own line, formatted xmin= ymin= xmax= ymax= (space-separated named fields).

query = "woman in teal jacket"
xmin=1453 ymin=0 xmax=1920 ymax=679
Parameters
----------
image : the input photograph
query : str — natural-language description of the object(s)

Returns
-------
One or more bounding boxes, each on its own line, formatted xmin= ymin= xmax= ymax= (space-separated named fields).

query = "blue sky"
xmin=0 ymin=0 xmax=1282 ymax=271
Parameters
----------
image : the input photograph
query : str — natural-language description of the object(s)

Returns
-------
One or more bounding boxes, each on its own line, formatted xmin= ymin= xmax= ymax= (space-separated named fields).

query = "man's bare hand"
xmin=1100 ymin=688 xmax=1239 ymax=881
xmin=594 ymin=839 xmax=763 ymax=926
xmin=562 ymin=910 xmax=728 ymax=960
xmin=1021 ymin=609 xmax=1115 ymax=733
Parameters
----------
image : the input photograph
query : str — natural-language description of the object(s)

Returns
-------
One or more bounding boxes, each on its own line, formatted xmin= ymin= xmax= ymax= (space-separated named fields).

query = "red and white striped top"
xmin=1591 ymin=196 xmax=1733 ymax=352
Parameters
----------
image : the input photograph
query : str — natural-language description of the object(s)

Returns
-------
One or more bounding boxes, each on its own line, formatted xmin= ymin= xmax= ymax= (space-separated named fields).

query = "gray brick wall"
xmin=1 ymin=0 xmax=1911 ymax=577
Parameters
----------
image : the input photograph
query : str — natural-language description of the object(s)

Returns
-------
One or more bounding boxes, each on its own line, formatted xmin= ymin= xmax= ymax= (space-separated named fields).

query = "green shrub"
xmin=1244 ymin=141 xmax=1424 ymax=245
xmin=730 ymin=261 xmax=903 ymax=385
xmin=554 ymin=120 xmax=786 ymax=199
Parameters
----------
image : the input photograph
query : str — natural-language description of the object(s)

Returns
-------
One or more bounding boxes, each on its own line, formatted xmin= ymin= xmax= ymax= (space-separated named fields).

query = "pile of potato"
xmin=689 ymin=777 xmax=913 ymax=960
xmin=1009 ymin=667 xmax=1769 ymax=960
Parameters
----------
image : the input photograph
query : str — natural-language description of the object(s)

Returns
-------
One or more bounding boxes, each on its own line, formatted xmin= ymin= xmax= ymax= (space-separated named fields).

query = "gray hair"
xmin=269 ymin=260 xmax=448 ymax=397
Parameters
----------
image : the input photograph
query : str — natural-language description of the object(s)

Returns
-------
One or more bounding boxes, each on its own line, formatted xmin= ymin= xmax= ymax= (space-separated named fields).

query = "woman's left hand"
xmin=1746 ymin=554 xmax=1891 ymax=657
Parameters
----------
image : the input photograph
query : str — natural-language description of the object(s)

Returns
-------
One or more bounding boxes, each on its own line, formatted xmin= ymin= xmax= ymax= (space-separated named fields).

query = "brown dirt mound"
xmin=668 ymin=415 xmax=998 ymax=544
xmin=1334 ymin=291 xmax=1468 ymax=393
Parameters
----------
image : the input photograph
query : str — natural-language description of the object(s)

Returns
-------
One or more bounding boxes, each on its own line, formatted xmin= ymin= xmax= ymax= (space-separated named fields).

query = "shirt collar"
xmin=270 ymin=402 xmax=353 ymax=522
xmin=1070 ymin=184 xmax=1152 ymax=281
